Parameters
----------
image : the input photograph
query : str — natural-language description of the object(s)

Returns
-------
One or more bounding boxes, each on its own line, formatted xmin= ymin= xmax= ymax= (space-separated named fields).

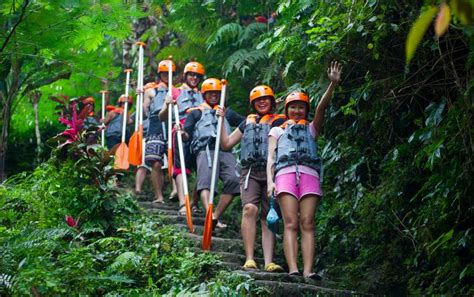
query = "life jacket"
xmin=176 ymin=86 xmax=203 ymax=120
xmin=190 ymin=102 xmax=231 ymax=155
xmin=83 ymin=116 xmax=99 ymax=130
xmin=105 ymin=108 xmax=124 ymax=138
xmin=148 ymin=82 xmax=168 ymax=116
xmin=241 ymin=114 xmax=286 ymax=168
xmin=275 ymin=119 xmax=320 ymax=173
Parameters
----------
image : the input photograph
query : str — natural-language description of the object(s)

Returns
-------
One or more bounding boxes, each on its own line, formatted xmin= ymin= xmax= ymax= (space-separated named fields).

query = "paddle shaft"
xmin=138 ymin=44 xmax=144 ymax=127
xmin=101 ymin=91 xmax=106 ymax=147
xmin=121 ymin=70 xmax=132 ymax=143
xmin=167 ymin=61 xmax=172 ymax=153
xmin=173 ymin=105 xmax=189 ymax=196
xmin=208 ymin=83 xmax=227 ymax=206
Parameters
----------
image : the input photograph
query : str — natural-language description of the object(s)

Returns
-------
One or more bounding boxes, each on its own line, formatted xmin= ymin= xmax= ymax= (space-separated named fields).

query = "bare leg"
xmin=279 ymin=193 xmax=299 ymax=274
xmin=213 ymin=193 xmax=233 ymax=221
xmin=200 ymin=189 xmax=210 ymax=211
xmin=151 ymin=162 xmax=164 ymax=202
xmin=175 ymin=174 xmax=187 ymax=214
xmin=241 ymin=204 xmax=258 ymax=261
xmin=170 ymin=178 xmax=178 ymax=198
xmin=299 ymin=195 xmax=320 ymax=277
xmin=135 ymin=167 xmax=148 ymax=193
xmin=261 ymin=218 xmax=276 ymax=267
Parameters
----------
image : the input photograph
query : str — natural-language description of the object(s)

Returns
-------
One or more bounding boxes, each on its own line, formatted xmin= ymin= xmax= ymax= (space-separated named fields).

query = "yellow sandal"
xmin=242 ymin=259 xmax=258 ymax=270
xmin=264 ymin=262 xmax=284 ymax=273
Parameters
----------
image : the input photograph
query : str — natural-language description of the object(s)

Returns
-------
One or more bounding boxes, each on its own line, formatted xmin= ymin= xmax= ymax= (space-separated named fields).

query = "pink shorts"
xmin=275 ymin=172 xmax=322 ymax=200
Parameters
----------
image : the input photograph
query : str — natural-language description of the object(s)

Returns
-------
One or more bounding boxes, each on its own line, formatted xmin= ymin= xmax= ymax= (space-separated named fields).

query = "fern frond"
xmin=109 ymin=251 xmax=141 ymax=271
xmin=223 ymin=49 xmax=268 ymax=77
xmin=238 ymin=22 xmax=267 ymax=46
xmin=206 ymin=23 xmax=243 ymax=51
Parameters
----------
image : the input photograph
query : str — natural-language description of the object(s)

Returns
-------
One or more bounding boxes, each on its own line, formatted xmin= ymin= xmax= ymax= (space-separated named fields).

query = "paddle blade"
xmin=202 ymin=204 xmax=213 ymax=250
xmin=184 ymin=194 xmax=194 ymax=233
xmin=167 ymin=148 xmax=173 ymax=182
xmin=128 ymin=131 xmax=142 ymax=166
xmin=114 ymin=142 xmax=129 ymax=170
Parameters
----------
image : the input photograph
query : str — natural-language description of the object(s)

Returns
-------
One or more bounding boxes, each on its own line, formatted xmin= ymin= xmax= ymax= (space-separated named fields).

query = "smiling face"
xmin=159 ymin=72 xmax=169 ymax=85
xmin=204 ymin=91 xmax=221 ymax=106
xmin=185 ymin=72 xmax=202 ymax=89
xmin=286 ymin=101 xmax=308 ymax=121
xmin=253 ymin=96 xmax=273 ymax=115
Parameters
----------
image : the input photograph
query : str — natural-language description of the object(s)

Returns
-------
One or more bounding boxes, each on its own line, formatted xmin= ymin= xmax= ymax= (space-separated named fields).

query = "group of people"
xmin=84 ymin=58 xmax=343 ymax=279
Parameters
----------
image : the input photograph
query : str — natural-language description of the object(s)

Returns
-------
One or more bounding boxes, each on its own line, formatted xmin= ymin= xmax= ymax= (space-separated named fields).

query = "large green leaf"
xmin=406 ymin=6 xmax=438 ymax=63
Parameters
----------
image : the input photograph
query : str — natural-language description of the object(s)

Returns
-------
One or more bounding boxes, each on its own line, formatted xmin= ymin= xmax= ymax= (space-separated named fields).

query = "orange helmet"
xmin=249 ymin=85 xmax=275 ymax=104
xmin=201 ymin=78 xmax=222 ymax=93
xmin=118 ymin=95 xmax=133 ymax=105
xmin=184 ymin=62 xmax=205 ymax=75
xmin=81 ymin=96 xmax=95 ymax=105
xmin=157 ymin=60 xmax=176 ymax=73
xmin=284 ymin=92 xmax=310 ymax=115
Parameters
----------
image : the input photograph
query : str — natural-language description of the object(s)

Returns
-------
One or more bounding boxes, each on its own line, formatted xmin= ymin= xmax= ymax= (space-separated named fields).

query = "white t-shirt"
xmin=269 ymin=123 xmax=319 ymax=178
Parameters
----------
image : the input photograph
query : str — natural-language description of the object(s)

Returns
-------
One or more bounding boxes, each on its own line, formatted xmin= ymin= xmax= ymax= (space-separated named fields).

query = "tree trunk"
xmin=0 ymin=97 xmax=12 ymax=182
xmin=30 ymin=90 xmax=42 ymax=164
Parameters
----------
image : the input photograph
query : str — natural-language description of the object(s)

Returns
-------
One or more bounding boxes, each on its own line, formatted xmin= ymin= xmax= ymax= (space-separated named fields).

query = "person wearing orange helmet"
xmin=104 ymin=94 xmax=133 ymax=150
xmin=159 ymin=61 xmax=205 ymax=215
xmin=142 ymin=59 xmax=180 ymax=203
xmin=266 ymin=61 xmax=342 ymax=279
xmin=179 ymin=78 xmax=245 ymax=228
xmin=79 ymin=96 xmax=100 ymax=144
xmin=217 ymin=85 xmax=286 ymax=272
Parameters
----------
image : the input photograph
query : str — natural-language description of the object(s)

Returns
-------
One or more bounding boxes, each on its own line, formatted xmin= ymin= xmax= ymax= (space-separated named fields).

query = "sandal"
xmin=192 ymin=205 xmax=202 ymax=214
xmin=288 ymin=271 xmax=301 ymax=277
xmin=264 ymin=262 xmax=284 ymax=273
xmin=242 ymin=259 xmax=258 ymax=271
xmin=177 ymin=204 xmax=186 ymax=216
xmin=152 ymin=199 xmax=165 ymax=204
xmin=305 ymin=273 xmax=322 ymax=281
xmin=169 ymin=192 xmax=178 ymax=201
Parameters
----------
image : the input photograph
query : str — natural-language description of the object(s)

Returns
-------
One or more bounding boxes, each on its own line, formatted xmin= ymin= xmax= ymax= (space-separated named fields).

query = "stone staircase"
xmin=139 ymin=201 xmax=361 ymax=296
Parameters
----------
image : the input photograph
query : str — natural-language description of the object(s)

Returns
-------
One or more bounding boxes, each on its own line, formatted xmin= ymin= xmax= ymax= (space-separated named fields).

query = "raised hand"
xmin=327 ymin=61 xmax=343 ymax=83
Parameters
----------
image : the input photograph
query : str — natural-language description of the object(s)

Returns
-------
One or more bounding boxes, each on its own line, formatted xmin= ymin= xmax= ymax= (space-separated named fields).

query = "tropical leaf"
xmin=435 ymin=3 xmax=451 ymax=37
xmin=406 ymin=6 xmax=438 ymax=63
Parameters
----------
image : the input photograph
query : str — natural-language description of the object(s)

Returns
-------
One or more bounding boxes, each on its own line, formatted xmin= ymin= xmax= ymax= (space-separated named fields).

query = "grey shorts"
xmin=240 ymin=167 xmax=271 ymax=218
xmin=196 ymin=149 xmax=240 ymax=196
xmin=145 ymin=134 xmax=166 ymax=167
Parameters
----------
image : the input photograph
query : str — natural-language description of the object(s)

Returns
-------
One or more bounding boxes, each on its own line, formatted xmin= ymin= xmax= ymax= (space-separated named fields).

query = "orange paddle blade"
xmin=202 ymin=204 xmax=213 ymax=250
xmin=184 ymin=194 xmax=194 ymax=233
xmin=128 ymin=131 xmax=142 ymax=166
xmin=167 ymin=148 xmax=173 ymax=182
xmin=114 ymin=142 xmax=130 ymax=170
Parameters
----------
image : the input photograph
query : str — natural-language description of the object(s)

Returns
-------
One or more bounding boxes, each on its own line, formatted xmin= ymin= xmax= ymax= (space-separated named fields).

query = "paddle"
xmin=128 ymin=42 xmax=145 ymax=165
xmin=167 ymin=56 xmax=173 ymax=183
xmin=202 ymin=79 xmax=227 ymax=250
xmin=114 ymin=69 xmax=132 ymax=170
xmin=99 ymin=90 xmax=108 ymax=148
xmin=173 ymin=103 xmax=194 ymax=233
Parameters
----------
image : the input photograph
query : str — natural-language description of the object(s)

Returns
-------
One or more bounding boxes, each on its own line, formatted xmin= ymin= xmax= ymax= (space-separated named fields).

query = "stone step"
xmin=139 ymin=201 xmax=181 ymax=210
xmin=172 ymin=224 xmax=238 ymax=237
xmin=190 ymin=248 xmax=265 ymax=266
xmin=183 ymin=233 xmax=244 ymax=254
xmin=235 ymin=270 xmax=343 ymax=289
xmin=145 ymin=208 xmax=206 ymax=218
xmin=253 ymin=280 xmax=357 ymax=296
xmin=154 ymin=214 xmax=207 ymax=226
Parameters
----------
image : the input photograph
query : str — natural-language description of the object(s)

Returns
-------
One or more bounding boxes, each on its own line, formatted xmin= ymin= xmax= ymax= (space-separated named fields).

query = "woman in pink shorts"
xmin=267 ymin=61 xmax=342 ymax=279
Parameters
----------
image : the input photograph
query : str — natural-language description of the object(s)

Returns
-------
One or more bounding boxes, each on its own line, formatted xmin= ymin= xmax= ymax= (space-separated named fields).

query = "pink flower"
xmin=65 ymin=215 xmax=77 ymax=228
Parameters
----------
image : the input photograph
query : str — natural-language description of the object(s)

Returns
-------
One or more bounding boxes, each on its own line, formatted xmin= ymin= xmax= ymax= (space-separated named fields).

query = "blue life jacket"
xmin=190 ymin=103 xmax=231 ymax=154
xmin=275 ymin=120 xmax=320 ymax=173
xmin=241 ymin=114 xmax=285 ymax=168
